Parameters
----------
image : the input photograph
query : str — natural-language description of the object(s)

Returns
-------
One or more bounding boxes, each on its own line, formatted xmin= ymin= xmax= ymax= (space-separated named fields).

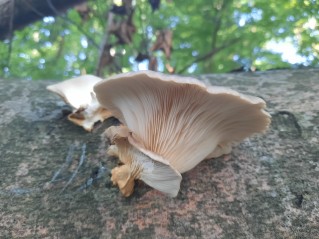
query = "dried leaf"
xmin=74 ymin=3 xmax=90 ymax=21
xmin=151 ymin=29 xmax=173 ymax=59
xmin=148 ymin=56 xmax=158 ymax=71
xmin=97 ymin=44 xmax=114 ymax=76
xmin=109 ymin=20 xmax=136 ymax=45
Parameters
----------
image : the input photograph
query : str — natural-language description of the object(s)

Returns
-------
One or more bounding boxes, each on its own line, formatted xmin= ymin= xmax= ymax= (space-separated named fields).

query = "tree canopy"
xmin=0 ymin=0 xmax=318 ymax=80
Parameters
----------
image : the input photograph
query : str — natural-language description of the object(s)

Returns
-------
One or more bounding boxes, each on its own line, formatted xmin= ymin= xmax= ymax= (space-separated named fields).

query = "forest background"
xmin=0 ymin=0 xmax=318 ymax=80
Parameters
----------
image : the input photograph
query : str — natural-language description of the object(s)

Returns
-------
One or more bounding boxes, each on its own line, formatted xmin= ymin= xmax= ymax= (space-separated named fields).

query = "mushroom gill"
xmin=94 ymin=71 xmax=271 ymax=196
xmin=47 ymin=75 xmax=112 ymax=131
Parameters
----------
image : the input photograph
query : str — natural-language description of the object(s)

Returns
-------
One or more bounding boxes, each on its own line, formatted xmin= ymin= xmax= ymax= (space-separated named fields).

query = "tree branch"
xmin=209 ymin=0 xmax=232 ymax=70
xmin=46 ymin=0 xmax=99 ymax=49
xmin=0 ymin=0 xmax=88 ymax=40
xmin=7 ymin=0 xmax=15 ymax=66
xmin=95 ymin=12 xmax=114 ymax=76
xmin=178 ymin=0 xmax=236 ymax=74
xmin=177 ymin=38 xmax=240 ymax=74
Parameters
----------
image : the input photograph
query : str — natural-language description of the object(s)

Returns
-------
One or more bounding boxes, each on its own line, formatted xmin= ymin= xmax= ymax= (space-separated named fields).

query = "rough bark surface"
xmin=0 ymin=69 xmax=318 ymax=239
xmin=0 ymin=0 xmax=87 ymax=40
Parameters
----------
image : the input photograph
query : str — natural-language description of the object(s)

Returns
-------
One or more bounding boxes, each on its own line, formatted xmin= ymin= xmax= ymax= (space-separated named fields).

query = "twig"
xmin=177 ymin=0 xmax=234 ymax=74
xmin=177 ymin=38 xmax=240 ymax=74
xmin=7 ymin=0 xmax=15 ymax=66
xmin=46 ymin=0 xmax=100 ymax=49
xmin=21 ymin=0 xmax=46 ymax=17
xmin=95 ymin=11 xmax=114 ymax=76
xmin=211 ymin=13 xmax=222 ymax=51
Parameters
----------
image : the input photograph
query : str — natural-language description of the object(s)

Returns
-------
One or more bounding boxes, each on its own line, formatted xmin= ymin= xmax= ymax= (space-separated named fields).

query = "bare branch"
xmin=0 ymin=0 xmax=88 ymax=40
xmin=7 ymin=0 xmax=15 ymax=66
xmin=177 ymin=0 xmax=236 ymax=74
xmin=95 ymin=12 xmax=114 ymax=76
xmin=177 ymin=39 xmax=240 ymax=74
xmin=46 ymin=0 xmax=99 ymax=49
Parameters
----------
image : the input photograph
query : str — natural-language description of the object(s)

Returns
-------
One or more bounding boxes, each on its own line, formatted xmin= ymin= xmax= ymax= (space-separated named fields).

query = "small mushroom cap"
xmin=47 ymin=75 xmax=103 ymax=109
xmin=95 ymin=71 xmax=270 ymax=173
xmin=67 ymin=93 xmax=113 ymax=131
xmin=47 ymin=75 xmax=113 ymax=131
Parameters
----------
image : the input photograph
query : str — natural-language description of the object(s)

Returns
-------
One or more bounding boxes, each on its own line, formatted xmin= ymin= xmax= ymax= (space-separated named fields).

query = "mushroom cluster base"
xmin=105 ymin=125 xmax=182 ymax=197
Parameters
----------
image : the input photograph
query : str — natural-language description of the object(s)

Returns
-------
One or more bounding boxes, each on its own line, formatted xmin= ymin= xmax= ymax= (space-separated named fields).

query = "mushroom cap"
xmin=47 ymin=75 xmax=113 ymax=131
xmin=47 ymin=75 xmax=102 ymax=109
xmin=95 ymin=70 xmax=271 ymax=173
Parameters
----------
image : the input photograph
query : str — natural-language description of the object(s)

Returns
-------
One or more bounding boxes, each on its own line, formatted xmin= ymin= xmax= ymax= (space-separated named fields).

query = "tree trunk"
xmin=0 ymin=0 xmax=87 ymax=40
xmin=0 ymin=69 xmax=318 ymax=238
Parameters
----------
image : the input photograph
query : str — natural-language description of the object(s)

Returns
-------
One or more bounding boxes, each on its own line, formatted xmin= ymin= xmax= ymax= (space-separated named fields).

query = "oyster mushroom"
xmin=47 ymin=75 xmax=112 ymax=131
xmin=94 ymin=71 xmax=271 ymax=196
xmin=105 ymin=125 xmax=182 ymax=197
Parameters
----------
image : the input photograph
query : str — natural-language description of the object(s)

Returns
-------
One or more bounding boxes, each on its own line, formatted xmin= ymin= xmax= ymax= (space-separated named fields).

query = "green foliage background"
xmin=0 ymin=0 xmax=318 ymax=80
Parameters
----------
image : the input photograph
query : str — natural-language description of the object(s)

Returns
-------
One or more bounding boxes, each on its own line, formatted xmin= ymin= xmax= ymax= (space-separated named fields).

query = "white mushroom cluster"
xmin=47 ymin=71 xmax=271 ymax=197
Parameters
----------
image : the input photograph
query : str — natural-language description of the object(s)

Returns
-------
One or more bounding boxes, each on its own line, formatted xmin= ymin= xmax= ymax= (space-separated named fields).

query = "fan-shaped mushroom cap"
xmin=47 ymin=75 xmax=112 ymax=131
xmin=95 ymin=71 xmax=270 ymax=196
xmin=95 ymin=71 xmax=270 ymax=174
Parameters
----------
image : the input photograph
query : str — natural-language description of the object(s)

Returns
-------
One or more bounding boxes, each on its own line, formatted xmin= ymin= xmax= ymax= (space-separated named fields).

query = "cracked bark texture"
xmin=0 ymin=69 xmax=318 ymax=239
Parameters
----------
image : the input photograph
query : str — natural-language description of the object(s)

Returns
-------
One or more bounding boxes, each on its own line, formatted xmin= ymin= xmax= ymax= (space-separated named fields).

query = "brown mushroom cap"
xmin=94 ymin=71 xmax=270 ymax=174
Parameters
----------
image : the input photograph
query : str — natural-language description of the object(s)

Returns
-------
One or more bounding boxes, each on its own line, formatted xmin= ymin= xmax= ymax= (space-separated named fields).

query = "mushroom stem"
xmin=105 ymin=125 xmax=182 ymax=197
xmin=105 ymin=125 xmax=132 ymax=144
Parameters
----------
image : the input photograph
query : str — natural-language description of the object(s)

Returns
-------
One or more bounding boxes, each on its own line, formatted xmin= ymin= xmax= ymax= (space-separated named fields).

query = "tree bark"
xmin=0 ymin=69 xmax=318 ymax=238
xmin=0 ymin=0 xmax=87 ymax=40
